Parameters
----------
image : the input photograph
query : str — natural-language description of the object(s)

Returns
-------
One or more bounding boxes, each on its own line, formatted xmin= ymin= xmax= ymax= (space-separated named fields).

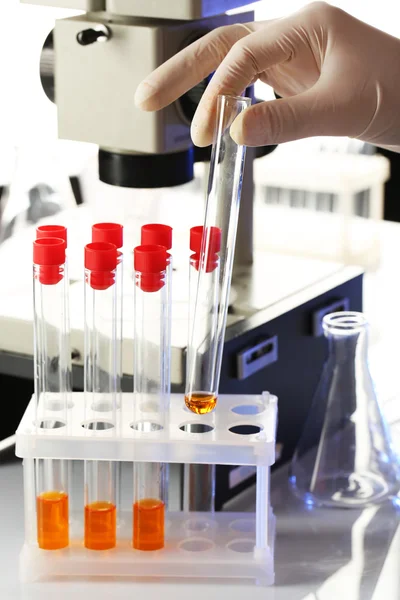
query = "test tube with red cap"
xmin=36 ymin=225 xmax=72 ymax=408
xmin=185 ymin=95 xmax=250 ymax=414
xmin=83 ymin=241 xmax=118 ymax=551
xmin=33 ymin=237 xmax=70 ymax=550
xmin=185 ymin=225 xmax=221 ymax=414
xmin=92 ymin=222 xmax=124 ymax=407
xmin=132 ymin=244 xmax=169 ymax=551
xmin=91 ymin=223 xmax=123 ymax=521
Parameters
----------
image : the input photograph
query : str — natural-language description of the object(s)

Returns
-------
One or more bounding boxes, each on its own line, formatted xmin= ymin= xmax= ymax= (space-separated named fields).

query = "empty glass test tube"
xmin=33 ymin=237 xmax=70 ymax=550
xmin=185 ymin=94 xmax=250 ymax=414
xmin=133 ymin=245 xmax=169 ymax=551
xmin=83 ymin=242 xmax=118 ymax=550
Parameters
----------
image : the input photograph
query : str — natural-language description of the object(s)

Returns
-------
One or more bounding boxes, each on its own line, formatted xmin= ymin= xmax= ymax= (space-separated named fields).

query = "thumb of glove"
xmin=230 ymin=85 xmax=354 ymax=146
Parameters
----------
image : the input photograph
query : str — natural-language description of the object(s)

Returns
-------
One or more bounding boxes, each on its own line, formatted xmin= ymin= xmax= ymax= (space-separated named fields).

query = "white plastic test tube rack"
xmin=16 ymin=390 xmax=277 ymax=585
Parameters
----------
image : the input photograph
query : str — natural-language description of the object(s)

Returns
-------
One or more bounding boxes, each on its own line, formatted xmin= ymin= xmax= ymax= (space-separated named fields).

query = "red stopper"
xmin=92 ymin=222 xmax=123 ymax=249
xmin=84 ymin=242 xmax=118 ymax=290
xmin=141 ymin=224 xmax=173 ymax=250
xmin=134 ymin=245 xmax=167 ymax=293
xmin=36 ymin=225 xmax=67 ymax=249
xmin=190 ymin=226 xmax=221 ymax=272
xmin=33 ymin=238 xmax=66 ymax=285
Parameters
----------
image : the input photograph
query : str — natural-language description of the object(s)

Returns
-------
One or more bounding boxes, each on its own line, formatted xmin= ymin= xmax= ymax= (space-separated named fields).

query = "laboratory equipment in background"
xmin=290 ymin=311 xmax=400 ymax=507
xmin=21 ymin=0 xmax=260 ymax=190
xmin=1 ymin=144 xmax=78 ymax=244
xmin=83 ymin=241 xmax=118 ymax=550
xmin=253 ymin=144 xmax=390 ymax=270
xmin=32 ymin=236 xmax=71 ymax=550
xmin=19 ymin=0 xmax=273 ymax=271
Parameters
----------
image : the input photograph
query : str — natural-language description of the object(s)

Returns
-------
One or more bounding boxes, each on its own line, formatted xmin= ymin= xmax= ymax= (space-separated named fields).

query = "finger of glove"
xmin=191 ymin=22 xmax=294 ymax=147
xmin=134 ymin=23 xmax=257 ymax=111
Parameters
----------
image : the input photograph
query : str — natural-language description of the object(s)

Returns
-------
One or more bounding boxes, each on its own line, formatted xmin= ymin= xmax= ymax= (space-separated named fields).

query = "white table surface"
xmin=1 ymin=456 xmax=400 ymax=600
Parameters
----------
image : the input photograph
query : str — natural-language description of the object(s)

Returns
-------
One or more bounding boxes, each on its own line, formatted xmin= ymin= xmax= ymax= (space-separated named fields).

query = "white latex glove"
xmin=134 ymin=2 xmax=400 ymax=152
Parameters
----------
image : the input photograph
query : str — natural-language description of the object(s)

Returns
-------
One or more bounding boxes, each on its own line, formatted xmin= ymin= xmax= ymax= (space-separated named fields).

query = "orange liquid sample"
xmin=133 ymin=498 xmax=165 ymax=551
xmin=84 ymin=501 xmax=116 ymax=550
xmin=185 ymin=392 xmax=217 ymax=415
xmin=37 ymin=491 xmax=69 ymax=550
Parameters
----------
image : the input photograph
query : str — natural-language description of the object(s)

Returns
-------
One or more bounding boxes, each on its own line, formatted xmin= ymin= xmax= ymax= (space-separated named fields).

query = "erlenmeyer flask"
xmin=290 ymin=311 xmax=400 ymax=507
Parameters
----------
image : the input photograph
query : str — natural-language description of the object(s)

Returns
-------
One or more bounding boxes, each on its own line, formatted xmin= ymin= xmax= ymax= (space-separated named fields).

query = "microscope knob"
xmin=76 ymin=25 xmax=111 ymax=46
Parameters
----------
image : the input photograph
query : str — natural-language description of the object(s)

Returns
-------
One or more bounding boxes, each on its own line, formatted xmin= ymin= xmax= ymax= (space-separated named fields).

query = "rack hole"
xmin=38 ymin=419 xmax=65 ymax=430
xmin=229 ymin=424 xmax=263 ymax=436
xmin=82 ymin=420 xmax=114 ymax=431
xmin=231 ymin=404 xmax=264 ymax=416
xmin=227 ymin=539 xmax=254 ymax=553
xmin=180 ymin=538 xmax=214 ymax=552
xmin=230 ymin=519 xmax=255 ymax=533
xmin=185 ymin=519 xmax=211 ymax=532
xmin=179 ymin=423 xmax=214 ymax=434
xmin=131 ymin=421 xmax=163 ymax=432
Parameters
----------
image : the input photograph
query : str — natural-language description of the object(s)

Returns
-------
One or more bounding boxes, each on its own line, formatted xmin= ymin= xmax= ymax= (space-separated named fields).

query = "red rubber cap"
xmin=141 ymin=224 xmax=172 ymax=250
xmin=134 ymin=245 xmax=167 ymax=293
xmin=85 ymin=242 xmax=118 ymax=271
xmin=92 ymin=222 xmax=123 ymax=249
xmin=190 ymin=226 xmax=221 ymax=255
xmin=33 ymin=238 xmax=66 ymax=285
xmin=190 ymin=226 xmax=221 ymax=272
xmin=85 ymin=242 xmax=118 ymax=290
xmin=36 ymin=225 xmax=67 ymax=248
xmin=33 ymin=238 xmax=65 ymax=266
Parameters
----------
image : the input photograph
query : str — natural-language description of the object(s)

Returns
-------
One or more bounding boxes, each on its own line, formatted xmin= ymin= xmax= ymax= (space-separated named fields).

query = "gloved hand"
xmin=135 ymin=2 xmax=400 ymax=152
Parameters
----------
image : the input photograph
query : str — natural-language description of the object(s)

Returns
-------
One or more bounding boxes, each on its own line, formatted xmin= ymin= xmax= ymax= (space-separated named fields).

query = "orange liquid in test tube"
xmin=37 ymin=491 xmax=69 ymax=550
xmin=133 ymin=498 xmax=165 ymax=550
xmin=184 ymin=392 xmax=217 ymax=415
xmin=85 ymin=501 xmax=117 ymax=550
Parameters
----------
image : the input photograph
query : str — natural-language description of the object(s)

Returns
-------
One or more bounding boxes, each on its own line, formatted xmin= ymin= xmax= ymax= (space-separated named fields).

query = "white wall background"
xmin=0 ymin=1 xmax=80 ymax=146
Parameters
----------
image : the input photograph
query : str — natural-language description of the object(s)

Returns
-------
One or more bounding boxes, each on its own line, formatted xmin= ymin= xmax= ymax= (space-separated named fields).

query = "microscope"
xmin=19 ymin=0 xmax=364 ymax=511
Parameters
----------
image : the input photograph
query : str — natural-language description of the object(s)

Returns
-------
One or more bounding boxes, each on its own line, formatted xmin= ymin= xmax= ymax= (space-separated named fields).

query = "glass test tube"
xmin=83 ymin=242 xmax=118 ymax=550
xmin=33 ymin=237 xmax=70 ymax=550
xmin=133 ymin=245 xmax=169 ymax=551
xmin=185 ymin=94 xmax=250 ymax=414
xmin=141 ymin=225 xmax=173 ymax=511
xmin=185 ymin=226 xmax=221 ymax=415
xmin=92 ymin=223 xmax=124 ymax=520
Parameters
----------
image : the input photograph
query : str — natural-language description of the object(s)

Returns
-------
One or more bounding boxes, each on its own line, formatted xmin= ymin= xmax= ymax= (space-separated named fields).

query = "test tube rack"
xmin=16 ymin=391 xmax=277 ymax=585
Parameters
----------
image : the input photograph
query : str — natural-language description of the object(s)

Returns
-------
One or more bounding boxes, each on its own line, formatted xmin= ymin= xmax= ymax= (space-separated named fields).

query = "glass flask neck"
xmin=324 ymin=313 xmax=368 ymax=364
